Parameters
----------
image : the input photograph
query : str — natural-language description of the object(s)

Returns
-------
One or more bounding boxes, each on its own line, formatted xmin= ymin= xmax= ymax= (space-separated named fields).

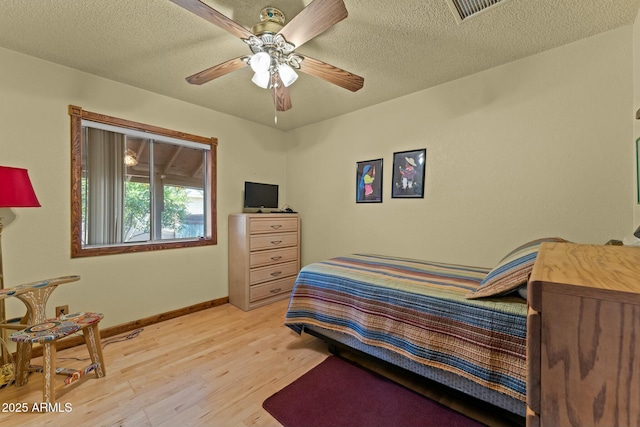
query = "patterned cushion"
xmin=466 ymin=237 xmax=567 ymax=299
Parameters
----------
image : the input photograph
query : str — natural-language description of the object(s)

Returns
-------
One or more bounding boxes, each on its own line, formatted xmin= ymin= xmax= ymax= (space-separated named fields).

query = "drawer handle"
xmin=270 ymin=288 xmax=282 ymax=294
xmin=271 ymin=255 xmax=282 ymax=260
xmin=271 ymin=240 xmax=282 ymax=245
xmin=270 ymin=224 xmax=282 ymax=229
xmin=270 ymin=271 xmax=282 ymax=277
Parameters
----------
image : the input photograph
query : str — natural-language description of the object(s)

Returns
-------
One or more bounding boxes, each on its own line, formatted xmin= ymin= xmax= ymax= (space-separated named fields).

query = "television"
xmin=243 ymin=181 xmax=279 ymax=213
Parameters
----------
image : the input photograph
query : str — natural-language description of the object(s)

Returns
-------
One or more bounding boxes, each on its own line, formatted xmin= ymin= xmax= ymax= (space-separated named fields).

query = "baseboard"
xmin=26 ymin=296 xmax=229 ymax=358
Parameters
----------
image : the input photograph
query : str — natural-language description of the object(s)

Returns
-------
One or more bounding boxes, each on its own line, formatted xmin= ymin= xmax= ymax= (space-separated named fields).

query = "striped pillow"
xmin=466 ymin=237 xmax=567 ymax=299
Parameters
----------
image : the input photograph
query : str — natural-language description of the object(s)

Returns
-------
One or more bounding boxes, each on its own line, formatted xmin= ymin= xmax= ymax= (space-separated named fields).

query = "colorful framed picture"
xmin=356 ymin=158 xmax=383 ymax=203
xmin=392 ymin=149 xmax=426 ymax=198
xmin=637 ymin=137 xmax=640 ymax=203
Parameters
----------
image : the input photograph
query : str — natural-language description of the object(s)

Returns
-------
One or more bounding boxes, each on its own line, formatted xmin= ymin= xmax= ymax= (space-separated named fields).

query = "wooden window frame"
xmin=69 ymin=105 xmax=217 ymax=258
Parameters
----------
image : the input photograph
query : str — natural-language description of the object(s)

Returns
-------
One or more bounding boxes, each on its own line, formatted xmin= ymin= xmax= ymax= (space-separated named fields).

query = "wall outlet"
xmin=55 ymin=305 xmax=69 ymax=317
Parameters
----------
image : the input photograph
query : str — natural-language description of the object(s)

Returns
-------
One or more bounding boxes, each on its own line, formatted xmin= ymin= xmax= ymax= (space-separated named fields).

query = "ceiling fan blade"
xmin=278 ymin=0 xmax=348 ymax=48
xmin=185 ymin=56 xmax=248 ymax=85
xmin=272 ymin=74 xmax=292 ymax=112
xmin=170 ymin=0 xmax=253 ymax=40
xmin=298 ymin=55 xmax=364 ymax=92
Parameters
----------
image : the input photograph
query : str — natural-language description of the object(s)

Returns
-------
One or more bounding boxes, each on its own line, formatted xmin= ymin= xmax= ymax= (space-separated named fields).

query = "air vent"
xmin=444 ymin=0 xmax=511 ymax=23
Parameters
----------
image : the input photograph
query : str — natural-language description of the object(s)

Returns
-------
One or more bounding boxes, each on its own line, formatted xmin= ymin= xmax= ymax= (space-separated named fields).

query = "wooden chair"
xmin=10 ymin=312 xmax=106 ymax=403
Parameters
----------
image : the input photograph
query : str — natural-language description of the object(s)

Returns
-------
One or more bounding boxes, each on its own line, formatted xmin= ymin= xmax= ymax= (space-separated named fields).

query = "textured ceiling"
xmin=0 ymin=0 xmax=639 ymax=130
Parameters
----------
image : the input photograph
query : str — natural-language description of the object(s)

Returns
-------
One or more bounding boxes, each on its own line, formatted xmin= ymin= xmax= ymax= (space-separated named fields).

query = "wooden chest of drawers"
xmin=228 ymin=214 xmax=300 ymax=311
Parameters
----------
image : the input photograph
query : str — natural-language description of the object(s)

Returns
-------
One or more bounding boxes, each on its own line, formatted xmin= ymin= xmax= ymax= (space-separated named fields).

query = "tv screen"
xmin=244 ymin=182 xmax=279 ymax=211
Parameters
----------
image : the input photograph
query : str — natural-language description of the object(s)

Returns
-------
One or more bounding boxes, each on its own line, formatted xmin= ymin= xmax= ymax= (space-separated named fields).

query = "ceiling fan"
xmin=170 ymin=0 xmax=364 ymax=114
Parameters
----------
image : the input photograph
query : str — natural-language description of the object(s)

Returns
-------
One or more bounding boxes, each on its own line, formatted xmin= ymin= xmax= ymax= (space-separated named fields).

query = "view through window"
xmin=70 ymin=106 xmax=217 ymax=257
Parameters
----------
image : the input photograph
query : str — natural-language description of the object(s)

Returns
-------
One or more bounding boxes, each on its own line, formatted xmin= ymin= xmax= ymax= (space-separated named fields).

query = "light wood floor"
xmin=0 ymin=299 xmax=523 ymax=426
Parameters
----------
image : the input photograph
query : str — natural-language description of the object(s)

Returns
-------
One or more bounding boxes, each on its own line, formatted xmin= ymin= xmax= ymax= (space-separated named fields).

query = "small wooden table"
xmin=0 ymin=275 xmax=80 ymax=383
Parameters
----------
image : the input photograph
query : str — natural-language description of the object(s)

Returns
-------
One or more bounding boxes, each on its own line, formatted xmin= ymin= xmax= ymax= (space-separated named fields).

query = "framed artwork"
xmin=637 ymin=137 xmax=640 ymax=203
xmin=392 ymin=149 xmax=426 ymax=198
xmin=356 ymin=158 xmax=383 ymax=203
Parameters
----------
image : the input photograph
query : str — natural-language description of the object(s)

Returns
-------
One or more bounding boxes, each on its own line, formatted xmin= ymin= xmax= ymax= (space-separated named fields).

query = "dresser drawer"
xmin=250 ymin=232 xmax=298 ymax=251
xmin=250 ymin=247 xmax=298 ymax=268
xmin=250 ymin=261 xmax=298 ymax=285
xmin=250 ymin=276 xmax=295 ymax=302
xmin=250 ymin=218 xmax=298 ymax=234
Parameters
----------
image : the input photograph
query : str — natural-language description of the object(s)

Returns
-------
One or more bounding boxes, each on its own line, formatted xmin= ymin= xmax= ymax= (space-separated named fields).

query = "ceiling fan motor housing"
xmin=252 ymin=7 xmax=285 ymax=36
xmin=244 ymin=7 xmax=301 ymax=75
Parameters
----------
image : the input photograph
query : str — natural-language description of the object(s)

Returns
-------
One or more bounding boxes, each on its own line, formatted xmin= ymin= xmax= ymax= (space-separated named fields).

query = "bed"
xmin=284 ymin=238 xmax=566 ymax=417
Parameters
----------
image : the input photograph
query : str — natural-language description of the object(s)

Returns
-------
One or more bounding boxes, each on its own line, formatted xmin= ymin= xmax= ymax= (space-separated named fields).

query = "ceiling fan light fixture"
xmin=252 ymin=71 xmax=271 ymax=89
xmin=278 ymin=63 xmax=298 ymax=87
xmin=124 ymin=149 xmax=138 ymax=167
xmin=249 ymin=51 xmax=271 ymax=73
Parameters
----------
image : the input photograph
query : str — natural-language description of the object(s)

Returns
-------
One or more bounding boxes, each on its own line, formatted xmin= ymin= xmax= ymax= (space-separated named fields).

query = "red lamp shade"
xmin=0 ymin=166 xmax=41 ymax=208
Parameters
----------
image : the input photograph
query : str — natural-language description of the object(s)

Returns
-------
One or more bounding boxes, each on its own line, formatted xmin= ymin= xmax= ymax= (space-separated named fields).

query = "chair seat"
xmin=10 ymin=312 xmax=103 ymax=344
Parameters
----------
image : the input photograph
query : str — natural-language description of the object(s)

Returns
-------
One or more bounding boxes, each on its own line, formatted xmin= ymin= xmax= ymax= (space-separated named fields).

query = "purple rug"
xmin=263 ymin=356 xmax=486 ymax=427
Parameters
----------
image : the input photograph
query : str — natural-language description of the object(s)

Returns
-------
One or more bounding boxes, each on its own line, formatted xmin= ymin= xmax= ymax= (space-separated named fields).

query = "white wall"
xmin=0 ymin=47 xmax=288 ymax=327
xmin=287 ymin=26 xmax=634 ymax=268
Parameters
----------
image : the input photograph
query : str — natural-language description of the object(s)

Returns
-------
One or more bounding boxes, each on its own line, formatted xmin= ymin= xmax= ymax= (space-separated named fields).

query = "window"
xmin=69 ymin=106 xmax=217 ymax=257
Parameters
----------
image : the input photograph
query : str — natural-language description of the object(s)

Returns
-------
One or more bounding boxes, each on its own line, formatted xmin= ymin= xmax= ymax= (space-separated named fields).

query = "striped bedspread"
xmin=285 ymin=254 xmax=527 ymax=402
